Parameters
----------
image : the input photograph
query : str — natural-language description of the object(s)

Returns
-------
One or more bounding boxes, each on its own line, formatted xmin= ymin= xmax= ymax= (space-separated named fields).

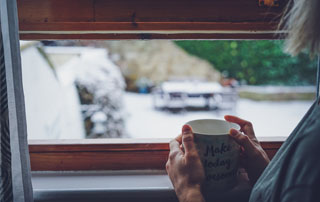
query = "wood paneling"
xmin=92 ymin=0 xmax=279 ymax=22
xmin=17 ymin=0 xmax=288 ymax=40
xmin=29 ymin=138 xmax=284 ymax=171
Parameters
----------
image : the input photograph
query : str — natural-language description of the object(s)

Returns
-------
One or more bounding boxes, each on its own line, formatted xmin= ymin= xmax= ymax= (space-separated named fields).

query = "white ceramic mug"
xmin=185 ymin=119 xmax=241 ymax=194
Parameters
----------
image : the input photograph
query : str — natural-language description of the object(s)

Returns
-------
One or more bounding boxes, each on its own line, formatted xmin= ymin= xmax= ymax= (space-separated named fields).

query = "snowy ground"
xmin=123 ymin=92 xmax=313 ymax=139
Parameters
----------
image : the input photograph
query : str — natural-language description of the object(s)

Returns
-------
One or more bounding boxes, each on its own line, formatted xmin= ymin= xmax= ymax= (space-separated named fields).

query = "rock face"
xmin=103 ymin=41 xmax=221 ymax=90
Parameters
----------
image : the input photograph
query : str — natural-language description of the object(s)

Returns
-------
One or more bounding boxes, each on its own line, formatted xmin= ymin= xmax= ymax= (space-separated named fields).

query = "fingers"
xmin=180 ymin=144 xmax=185 ymax=153
xmin=224 ymin=115 xmax=255 ymax=139
xmin=229 ymin=128 xmax=256 ymax=155
xmin=169 ymin=136 xmax=182 ymax=158
xmin=168 ymin=124 xmax=198 ymax=162
xmin=182 ymin=125 xmax=197 ymax=155
xmin=175 ymin=134 xmax=182 ymax=144
xmin=224 ymin=115 xmax=249 ymax=127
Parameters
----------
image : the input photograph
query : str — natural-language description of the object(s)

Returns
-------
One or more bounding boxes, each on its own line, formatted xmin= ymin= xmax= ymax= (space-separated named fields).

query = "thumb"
xmin=229 ymin=129 xmax=256 ymax=155
xmin=182 ymin=124 xmax=197 ymax=154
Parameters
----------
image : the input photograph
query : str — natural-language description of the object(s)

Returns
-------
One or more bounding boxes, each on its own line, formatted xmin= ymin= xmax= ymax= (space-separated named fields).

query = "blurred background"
xmin=21 ymin=40 xmax=317 ymax=139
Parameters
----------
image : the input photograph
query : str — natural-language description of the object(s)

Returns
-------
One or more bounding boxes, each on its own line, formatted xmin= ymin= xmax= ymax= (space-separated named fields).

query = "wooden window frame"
xmin=28 ymin=137 xmax=285 ymax=171
xmin=17 ymin=0 xmax=290 ymax=171
xmin=17 ymin=0 xmax=288 ymax=40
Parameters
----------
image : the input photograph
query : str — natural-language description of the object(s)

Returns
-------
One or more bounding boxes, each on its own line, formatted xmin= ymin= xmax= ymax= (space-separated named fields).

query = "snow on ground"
xmin=22 ymin=44 xmax=85 ymax=139
xmin=123 ymin=92 xmax=313 ymax=139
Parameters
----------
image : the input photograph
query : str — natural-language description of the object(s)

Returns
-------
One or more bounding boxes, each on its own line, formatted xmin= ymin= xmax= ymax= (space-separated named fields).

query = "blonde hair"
xmin=280 ymin=0 xmax=320 ymax=56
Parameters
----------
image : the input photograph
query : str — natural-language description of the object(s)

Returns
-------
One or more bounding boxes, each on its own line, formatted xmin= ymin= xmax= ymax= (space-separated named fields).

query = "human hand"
xmin=166 ymin=125 xmax=205 ymax=202
xmin=224 ymin=115 xmax=270 ymax=185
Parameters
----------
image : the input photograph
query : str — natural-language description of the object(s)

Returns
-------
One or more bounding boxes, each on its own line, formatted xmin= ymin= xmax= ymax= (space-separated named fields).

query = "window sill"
xmin=33 ymin=170 xmax=176 ymax=202
xmin=28 ymin=137 xmax=285 ymax=171
xmin=32 ymin=170 xmax=252 ymax=202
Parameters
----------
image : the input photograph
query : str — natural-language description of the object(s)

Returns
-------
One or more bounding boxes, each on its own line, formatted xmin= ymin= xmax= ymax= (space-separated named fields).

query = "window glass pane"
xmin=21 ymin=40 xmax=317 ymax=140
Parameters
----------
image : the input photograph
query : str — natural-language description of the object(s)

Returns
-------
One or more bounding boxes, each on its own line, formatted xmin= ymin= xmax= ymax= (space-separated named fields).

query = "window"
xmin=22 ymin=40 xmax=316 ymax=140
xmin=15 ymin=0 xmax=309 ymax=171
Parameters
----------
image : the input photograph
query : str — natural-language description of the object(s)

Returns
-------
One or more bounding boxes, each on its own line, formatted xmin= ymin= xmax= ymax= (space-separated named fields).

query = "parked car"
xmin=152 ymin=80 xmax=237 ymax=111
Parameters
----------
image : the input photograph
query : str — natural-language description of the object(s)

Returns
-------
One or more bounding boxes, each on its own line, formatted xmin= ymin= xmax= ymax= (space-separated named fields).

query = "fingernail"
xmin=182 ymin=125 xmax=192 ymax=134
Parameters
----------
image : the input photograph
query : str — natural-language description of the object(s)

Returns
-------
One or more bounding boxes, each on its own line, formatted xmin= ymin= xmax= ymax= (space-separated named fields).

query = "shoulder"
xmin=279 ymin=134 xmax=320 ymax=202
xmin=289 ymin=110 xmax=320 ymax=162
xmin=294 ymin=131 xmax=320 ymax=161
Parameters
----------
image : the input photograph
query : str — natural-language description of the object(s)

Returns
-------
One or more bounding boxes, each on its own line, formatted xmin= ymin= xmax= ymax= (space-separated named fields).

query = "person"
xmin=166 ymin=0 xmax=320 ymax=201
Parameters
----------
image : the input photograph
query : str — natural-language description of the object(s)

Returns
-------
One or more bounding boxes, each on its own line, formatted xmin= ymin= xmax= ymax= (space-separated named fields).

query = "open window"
xmin=1 ymin=0 xmax=315 ymax=201
xmin=2 ymin=0 xmax=319 ymax=201
xmin=24 ymin=39 xmax=317 ymax=172
xmin=14 ymin=0 xmax=318 ymax=172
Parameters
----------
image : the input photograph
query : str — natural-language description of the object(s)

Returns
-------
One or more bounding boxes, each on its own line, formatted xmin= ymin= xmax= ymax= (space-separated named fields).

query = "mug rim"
xmin=186 ymin=119 xmax=240 ymax=136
